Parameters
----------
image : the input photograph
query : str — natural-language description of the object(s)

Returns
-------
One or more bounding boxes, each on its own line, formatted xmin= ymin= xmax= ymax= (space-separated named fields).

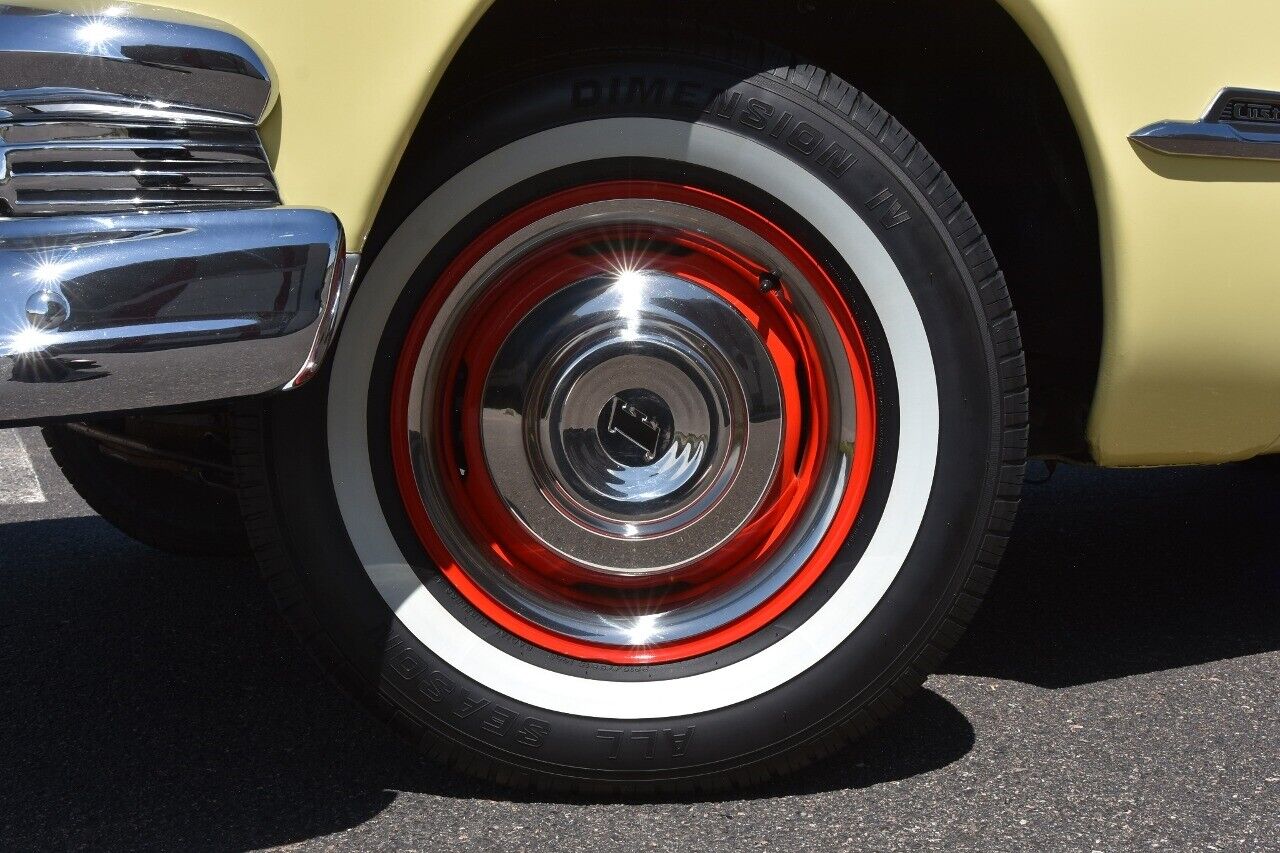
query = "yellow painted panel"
xmin=1000 ymin=0 xmax=1280 ymax=464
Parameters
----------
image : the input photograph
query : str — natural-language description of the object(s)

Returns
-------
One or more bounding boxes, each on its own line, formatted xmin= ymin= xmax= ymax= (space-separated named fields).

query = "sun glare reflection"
xmin=32 ymin=261 xmax=68 ymax=286
xmin=625 ymin=614 xmax=660 ymax=646
xmin=77 ymin=19 xmax=121 ymax=53
xmin=613 ymin=268 xmax=646 ymax=341
xmin=588 ymin=230 xmax=660 ymax=342
xmin=5 ymin=323 xmax=54 ymax=356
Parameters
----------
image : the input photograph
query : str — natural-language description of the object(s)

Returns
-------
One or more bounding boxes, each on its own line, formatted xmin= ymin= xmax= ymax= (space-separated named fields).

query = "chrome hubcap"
xmin=482 ymin=270 xmax=783 ymax=575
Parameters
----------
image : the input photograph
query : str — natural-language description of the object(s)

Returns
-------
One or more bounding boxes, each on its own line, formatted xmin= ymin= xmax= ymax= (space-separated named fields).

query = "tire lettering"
xmin=390 ymin=648 xmax=424 ymax=679
xmin=768 ymin=112 xmax=794 ymax=139
xmin=454 ymin=689 xmax=490 ymax=718
xmin=418 ymin=670 xmax=454 ymax=703
xmin=867 ymin=187 xmax=913 ymax=228
xmin=664 ymin=726 xmax=695 ymax=757
xmin=596 ymin=728 xmax=624 ymax=760
xmin=704 ymin=89 xmax=741 ymax=119
xmin=595 ymin=726 xmax=696 ymax=760
xmin=627 ymin=76 xmax=666 ymax=106
xmin=629 ymin=729 xmax=658 ymax=759
xmin=817 ymin=141 xmax=857 ymax=177
xmin=787 ymin=120 xmax=822 ymax=155
xmin=515 ymin=718 xmax=551 ymax=748
xmin=740 ymin=97 xmax=774 ymax=131
xmin=567 ymin=78 xmax=870 ymax=186
xmin=480 ymin=705 xmax=518 ymax=737
xmin=673 ymin=80 xmax=702 ymax=109
xmin=382 ymin=633 xmax=551 ymax=751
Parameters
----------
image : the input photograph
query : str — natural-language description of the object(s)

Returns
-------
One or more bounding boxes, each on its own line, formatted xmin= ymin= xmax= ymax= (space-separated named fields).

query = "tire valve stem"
xmin=759 ymin=270 xmax=782 ymax=295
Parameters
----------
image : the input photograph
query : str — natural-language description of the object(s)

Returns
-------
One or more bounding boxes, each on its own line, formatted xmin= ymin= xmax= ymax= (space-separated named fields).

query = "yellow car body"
xmin=15 ymin=0 xmax=1280 ymax=465
xmin=1003 ymin=0 xmax=1280 ymax=465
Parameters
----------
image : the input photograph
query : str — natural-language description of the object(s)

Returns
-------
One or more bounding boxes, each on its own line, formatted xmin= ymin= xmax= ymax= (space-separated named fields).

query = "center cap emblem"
xmin=598 ymin=389 xmax=675 ymax=465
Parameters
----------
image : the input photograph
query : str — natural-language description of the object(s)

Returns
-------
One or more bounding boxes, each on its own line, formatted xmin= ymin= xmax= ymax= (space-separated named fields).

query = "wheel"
xmin=44 ymin=414 xmax=249 ymax=558
xmin=235 ymin=38 xmax=1027 ymax=791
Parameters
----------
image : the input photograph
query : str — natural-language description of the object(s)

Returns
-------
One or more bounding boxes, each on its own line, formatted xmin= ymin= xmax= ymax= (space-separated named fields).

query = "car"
xmin=3 ymin=0 xmax=1276 ymax=792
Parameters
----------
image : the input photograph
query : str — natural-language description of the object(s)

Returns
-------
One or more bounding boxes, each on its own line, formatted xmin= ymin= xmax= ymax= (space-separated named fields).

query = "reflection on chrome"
xmin=0 ymin=119 xmax=280 ymax=216
xmin=7 ymin=351 xmax=108 ymax=384
xmin=0 ymin=209 xmax=346 ymax=420
xmin=0 ymin=3 xmax=356 ymax=427
xmin=32 ymin=262 xmax=68 ymax=287
xmin=76 ymin=18 xmax=121 ymax=53
xmin=1130 ymin=88 xmax=1280 ymax=161
xmin=483 ymin=270 xmax=781 ymax=575
xmin=1 ymin=5 xmax=280 ymax=217
xmin=625 ymin=614 xmax=661 ymax=647
xmin=0 ymin=4 xmax=275 ymax=125
xmin=4 ymin=323 xmax=54 ymax=357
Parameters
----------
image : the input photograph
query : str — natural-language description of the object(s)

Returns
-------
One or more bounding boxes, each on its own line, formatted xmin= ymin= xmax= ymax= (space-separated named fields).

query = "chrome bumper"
xmin=0 ymin=5 xmax=354 ymax=425
xmin=0 ymin=209 xmax=355 ymax=423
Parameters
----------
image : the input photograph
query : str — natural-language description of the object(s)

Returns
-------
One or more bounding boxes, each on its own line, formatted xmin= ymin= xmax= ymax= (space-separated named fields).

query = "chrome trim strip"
xmin=283 ymin=252 xmax=361 ymax=390
xmin=0 ymin=207 xmax=343 ymax=424
xmin=0 ymin=4 xmax=276 ymax=126
xmin=0 ymin=121 xmax=279 ymax=216
xmin=1130 ymin=87 xmax=1280 ymax=161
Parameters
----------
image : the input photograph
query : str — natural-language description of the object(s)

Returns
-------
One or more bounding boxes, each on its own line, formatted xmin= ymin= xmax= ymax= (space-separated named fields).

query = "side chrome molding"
xmin=1130 ymin=88 xmax=1280 ymax=161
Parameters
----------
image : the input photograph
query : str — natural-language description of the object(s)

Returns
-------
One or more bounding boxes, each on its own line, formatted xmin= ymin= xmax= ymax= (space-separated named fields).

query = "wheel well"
xmin=368 ymin=0 xmax=1101 ymax=460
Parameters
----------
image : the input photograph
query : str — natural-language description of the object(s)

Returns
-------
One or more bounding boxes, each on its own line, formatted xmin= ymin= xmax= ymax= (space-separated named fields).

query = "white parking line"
xmin=0 ymin=430 xmax=46 ymax=504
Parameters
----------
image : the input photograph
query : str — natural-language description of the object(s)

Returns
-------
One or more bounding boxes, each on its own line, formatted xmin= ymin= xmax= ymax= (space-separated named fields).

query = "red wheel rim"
xmin=391 ymin=181 xmax=876 ymax=664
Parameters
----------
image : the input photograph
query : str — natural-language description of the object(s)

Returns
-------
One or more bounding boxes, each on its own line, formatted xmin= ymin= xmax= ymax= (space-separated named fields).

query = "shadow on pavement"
xmin=0 ymin=462 xmax=1276 ymax=846
xmin=943 ymin=461 xmax=1280 ymax=688
xmin=0 ymin=515 xmax=969 ymax=848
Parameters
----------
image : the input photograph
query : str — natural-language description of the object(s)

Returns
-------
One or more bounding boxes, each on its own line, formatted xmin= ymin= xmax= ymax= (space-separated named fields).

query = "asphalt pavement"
xmin=0 ymin=426 xmax=1276 ymax=851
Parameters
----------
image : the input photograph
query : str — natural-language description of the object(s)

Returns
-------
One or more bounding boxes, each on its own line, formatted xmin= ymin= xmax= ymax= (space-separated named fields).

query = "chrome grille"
xmin=0 ymin=122 xmax=279 ymax=216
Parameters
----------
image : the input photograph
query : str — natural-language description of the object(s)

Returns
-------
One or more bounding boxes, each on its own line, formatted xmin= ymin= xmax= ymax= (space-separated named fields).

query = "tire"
xmin=44 ymin=417 xmax=249 ymax=558
xmin=234 ymin=39 xmax=1027 ymax=792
